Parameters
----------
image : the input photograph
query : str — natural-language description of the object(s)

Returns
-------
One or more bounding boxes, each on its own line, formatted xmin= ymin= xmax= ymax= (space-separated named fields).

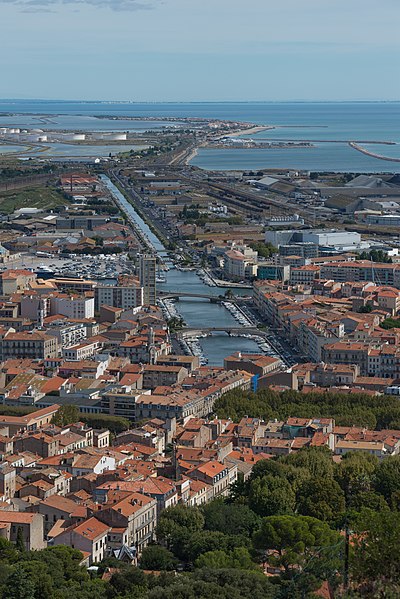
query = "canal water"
xmin=101 ymin=176 xmax=261 ymax=365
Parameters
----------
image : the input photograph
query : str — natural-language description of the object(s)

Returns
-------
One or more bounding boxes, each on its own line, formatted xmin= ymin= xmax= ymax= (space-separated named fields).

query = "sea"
xmin=1 ymin=100 xmax=400 ymax=171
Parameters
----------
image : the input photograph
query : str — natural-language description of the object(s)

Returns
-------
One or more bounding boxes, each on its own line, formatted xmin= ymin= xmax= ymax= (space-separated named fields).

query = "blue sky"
xmin=1 ymin=0 xmax=399 ymax=101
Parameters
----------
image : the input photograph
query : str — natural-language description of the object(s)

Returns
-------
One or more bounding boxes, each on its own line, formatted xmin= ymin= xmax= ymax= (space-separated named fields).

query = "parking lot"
xmin=5 ymin=252 xmax=135 ymax=281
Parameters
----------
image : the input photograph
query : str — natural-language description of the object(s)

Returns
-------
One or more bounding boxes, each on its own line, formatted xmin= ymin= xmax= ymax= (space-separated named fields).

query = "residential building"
xmin=138 ymin=254 xmax=156 ymax=305
xmin=53 ymin=517 xmax=110 ymax=564
xmin=50 ymin=295 xmax=95 ymax=320
xmin=96 ymin=492 xmax=157 ymax=554
xmin=95 ymin=283 xmax=143 ymax=311
xmin=0 ymin=512 xmax=45 ymax=550
xmin=2 ymin=331 xmax=59 ymax=360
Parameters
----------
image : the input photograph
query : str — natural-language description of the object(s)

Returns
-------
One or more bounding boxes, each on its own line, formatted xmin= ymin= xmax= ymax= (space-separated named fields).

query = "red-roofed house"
xmin=53 ymin=516 xmax=111 ymax=564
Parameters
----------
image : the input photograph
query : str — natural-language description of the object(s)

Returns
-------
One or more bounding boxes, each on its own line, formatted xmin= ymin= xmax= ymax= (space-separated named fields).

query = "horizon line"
xmin=1 ymin=98 xmax=400 ymax=104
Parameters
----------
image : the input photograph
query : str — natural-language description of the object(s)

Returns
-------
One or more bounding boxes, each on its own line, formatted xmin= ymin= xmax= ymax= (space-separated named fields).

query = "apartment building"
xmin=0 ymin=512 xmax=45 ymax=550
xmin=118 ymin=336 xmax=171 ymax=364
xmin=142 ymin=365 xmax=188 ymax=390
xmin=95 ymin=283 xmax=143 ymax=311
xmin=224 ymin=352 xmax=281 ymax=377
xmin=37 ymin=495 xmax=86 ymax=535
xmin=53 ymin=517 xmax=111 ymax=565
xmin=45 ymin=321 xmax=87 ymax=348
xmin=322 ymin=342 xmax=370 ymax=375
xmin=320 ymin=261 xmax=400 ymax=287
xmin=307 ymin=362 xmax=360 ymax=387
xmin=134 ymin=391 xmax=216 ymax=422
xmin=100 ymin=390 xmax=143 ymax=420
xmin=156 ymin=354 xmax=200 ymax=372
xmin=0 ymin=270 xmax=37 ymax=295
xmin=191 ymin=461 xmax=236 ymax=499
xmin=62 ymin=340 xmax=101 ymax=361
xmin=224 ymin=249 xmax=257 ymax=281
xmin=2 ymin=331 xmax=59 ymax=360
xmin=50 ymin=295 xmax=94 ymax=319
xmin=138 ymin=254 xmax=156 ymax=305
xmin=0 ymin=465 xmax=16 ymax=501
xmin=96 ymin=492 xmax=157 ymax=554
xmin=289 ymin=265 xmax=320 ymax=286
xmin=296 ymin=319 xmax=344 ymax=361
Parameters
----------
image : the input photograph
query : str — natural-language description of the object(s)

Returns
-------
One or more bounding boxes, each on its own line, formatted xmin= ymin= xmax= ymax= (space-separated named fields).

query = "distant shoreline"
xmin=1 ymin=99 xmax=400 ymax=105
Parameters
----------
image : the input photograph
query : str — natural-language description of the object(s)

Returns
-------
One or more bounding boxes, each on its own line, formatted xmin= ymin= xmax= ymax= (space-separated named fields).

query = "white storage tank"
xmin=63 ymin=133 xmax=86 ymax=141
xmin=104 ymin=132 xmax=127 ymax=141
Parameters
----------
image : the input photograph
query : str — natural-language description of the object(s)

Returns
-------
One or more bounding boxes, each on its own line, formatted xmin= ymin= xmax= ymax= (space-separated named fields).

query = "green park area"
xmin=0 ymin=186 xmax=67 ymax=214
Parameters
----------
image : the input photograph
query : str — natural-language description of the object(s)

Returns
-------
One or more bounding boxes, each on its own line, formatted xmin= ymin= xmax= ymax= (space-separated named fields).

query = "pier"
xmin=348 ymin=141 xmax=400 ymax=163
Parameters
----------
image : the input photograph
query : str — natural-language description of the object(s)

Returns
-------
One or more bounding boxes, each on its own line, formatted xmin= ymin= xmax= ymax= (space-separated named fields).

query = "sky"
xmin=1 ymin=0 xmax=399 ymax=101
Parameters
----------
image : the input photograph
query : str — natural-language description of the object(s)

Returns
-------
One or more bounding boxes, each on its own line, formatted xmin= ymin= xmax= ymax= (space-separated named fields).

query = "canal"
xmin=101 ymin=175 xmax=261 ymax=365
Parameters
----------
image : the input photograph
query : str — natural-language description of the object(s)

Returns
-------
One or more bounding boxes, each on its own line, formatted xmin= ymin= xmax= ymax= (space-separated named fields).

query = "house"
xmin=53 ymin=516 xmax=111 ymax=565
xmin=190 ymin=460 xmax=236 ymax=499
xmin=0 ymin=405 xmax=60 ymax=436
xmin=0 ymin=511 xmax=45 ymax=550
xmin=36 ymin=494 xmax=88 ymax=535
xmin=94 ymin=477 xmax=178 ymax=516
xmin=96 ymin=491 xmax=157 ymax=554
xmin=71 ymin=453 xmax=116 ymax=477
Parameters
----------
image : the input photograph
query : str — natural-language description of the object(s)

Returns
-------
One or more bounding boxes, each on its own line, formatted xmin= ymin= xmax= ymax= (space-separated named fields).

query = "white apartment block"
xmin=50 ymin=296 xmax=94 ymax=319
xmin=95 ymin=285 xmax=143 ymax=311
xmin=62 ymin=340 xmax=101 ymax=361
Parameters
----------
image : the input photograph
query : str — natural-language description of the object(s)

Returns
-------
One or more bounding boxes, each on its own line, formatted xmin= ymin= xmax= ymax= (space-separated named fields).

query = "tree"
xmin=156 ymin=505 xmax=205 ymax=558
xmin=146 ymin=569 xmax=276 ymax=599
xmin=194 ymin=549 xmax=231 ymax=570
xmin=0 ymin=537 xmax=18 ymax=563
xmin=14 ymin=562 xmax=54 ymax=599
xmin=51 ymin=405 xmax=80 ymax=427
xmin=79 ymin=414 xmax=129 ymax=434
xmin=3 ymin=564 xmax=35 ymax=599
xmin=335 ymin=451 xmax=378 ymax=495
xmin=253 ymin=515 xmax=341 ymax=582
xmin=202 ymin=500 xmax=260 ymax=537
xmin=27 ymin=545 xmax=88 ymax=586
xmin=249 ymin=458 xmax=309 ymax=494
xmin=195 ymin=547 xmax=256 ymax=571
xmin=167 ymin=316 xmax=185 ymax=332
xmin=156 ymin=517 xmax=186 ymax=552
xmin=109 ymin=565 xmax=147 ymax=597
xmin=249 ymin=242 xmax=277 ymax=260
xmin=351 ymin=510 xmax=400 ymax=592
xmin=15 ymin=527 xmax=25 ymax=553
xmin=296 ymin=477 xmax=345 ymax=522
xmin=349 ymin=490 xmax=389 ymax=513
xmin=373 ymin=455 xmax=400 ymax=504
xmin=249 ymin=475 xmax=295 ymax=517
xmin=160 ymin=505 xmax=205 ymax=533
xmin=281 ymin=447 xmax=334 ymax=479
xmin=186 ymin=530 xmax=228 ymax=562
xmin=139 ymin=545 xmax=177 ymax=571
